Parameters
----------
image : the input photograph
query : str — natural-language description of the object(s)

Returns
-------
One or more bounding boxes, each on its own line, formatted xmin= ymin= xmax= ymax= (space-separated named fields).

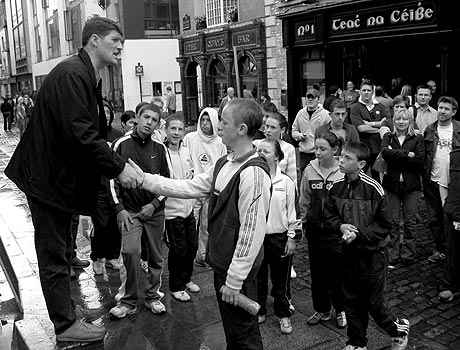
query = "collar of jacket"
xmin=131 ymin=128 xmax=153 ymax=145
xmin=78 ymin=48 xmax=98 ymax=88
xmin=425 ymin=120 xmax=460 ymax=140
xmin=344 ymin=171 xmax=363 ymax=185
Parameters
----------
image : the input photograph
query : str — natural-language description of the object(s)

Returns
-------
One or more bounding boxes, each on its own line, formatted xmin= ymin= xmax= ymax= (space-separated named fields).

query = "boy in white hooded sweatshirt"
xmin=183 ymin=108 xmax=227 ymax=265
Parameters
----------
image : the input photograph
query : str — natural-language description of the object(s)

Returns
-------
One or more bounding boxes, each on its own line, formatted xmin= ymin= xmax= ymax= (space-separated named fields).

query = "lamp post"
xmin=135 ymin=62 xmax=144 ymax=102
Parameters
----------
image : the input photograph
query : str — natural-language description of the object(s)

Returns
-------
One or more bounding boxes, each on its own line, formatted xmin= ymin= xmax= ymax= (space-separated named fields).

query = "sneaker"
xmin=391 ymin=318 xmax=410 ymax=350
xmin=171 ymin=291 xmax=191 ymax=302
xmin=257 ymin=314 xmax=266 ymax=324
xmin=157 ymin=290 xmax=165 ymax=299
xmin=288 ymin=299 xmax=296 ymax=313
xmin=336 ymin=311 xmax=347 ymax=328
xmin=342 ymin=346 xmax=367 ymax=350
xmin=439 ymin=290 xmax=454 ymax=302
xmin=428 ymin=251 xmax=446 ymax=263
xmin=291 ymin=266 xmax=297 ymax=279
xmin=72 ymin=257 xmax=90 ymax=269
xmin=145 ymin=300 xmax=166 ymax=314
xmin=109 ymin=304 xmax=137 ymax=319
xmin=93 ymin=259 xmax=105 ymax=275
xmin=307 ymin=311 xmax=331 ymax=325
xmin=56 ymin=320 xmax=106 ymax=342
xmin=186 ymin=281 xmax=200 ymax=293
xmin=140 ymin=259 xmax=149 ymax=273
xmin=279 ymin=317 xmax=293 ymax=334
xmin=106 ymin=258 xmax=122 ymax=270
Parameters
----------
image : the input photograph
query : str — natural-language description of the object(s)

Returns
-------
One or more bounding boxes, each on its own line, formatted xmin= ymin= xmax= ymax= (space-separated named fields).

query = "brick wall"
xmin=263 ymin=0 xmax=287 ymax=115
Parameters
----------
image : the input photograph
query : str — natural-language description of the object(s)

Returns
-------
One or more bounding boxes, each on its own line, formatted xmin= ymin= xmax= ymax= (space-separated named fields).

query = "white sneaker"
xmin=145 ymin=300 xmax=166 ymax=314
xmin=93 ymin=259 xmax=105 ymax=275
xmin=171 ymin=291 xmax=191 ymax=302
xmin=157 ymin=290 xmax=165 ymax=299
xmin=392 ymin=318 xmax=410 ymax=350
xmin=106 ymin=258 xmax=122 ymax=270
xmin=291 ymin=266 xmax=297 ymax=279
xmin=140 ymin=260 xmax=149 ymax=273
xmin=279 ymin=317 xmax=293 ymax=334
xmin=109 ymin=304 xmax=137 ymax=319
xmin=186 ymin=281 xmax=200 ymax=293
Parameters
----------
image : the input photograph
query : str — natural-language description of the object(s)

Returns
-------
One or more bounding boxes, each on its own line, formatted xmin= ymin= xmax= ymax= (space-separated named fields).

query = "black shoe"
xmin=72 ymin=257 xmax=90 ymax=269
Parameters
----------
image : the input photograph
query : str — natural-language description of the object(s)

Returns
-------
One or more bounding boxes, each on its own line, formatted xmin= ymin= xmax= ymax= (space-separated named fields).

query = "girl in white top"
xmin=256 ymin=138 xmax=298 ymax=335
xmin=253 ymin=112 xmax=297 ymax=185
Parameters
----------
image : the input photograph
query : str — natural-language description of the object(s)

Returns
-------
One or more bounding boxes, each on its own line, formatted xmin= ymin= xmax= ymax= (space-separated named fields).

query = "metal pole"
xmin=233 ymin=46 xmax=241 ymax=97
xmin=139 ymin=75 xmax=143 ymax=102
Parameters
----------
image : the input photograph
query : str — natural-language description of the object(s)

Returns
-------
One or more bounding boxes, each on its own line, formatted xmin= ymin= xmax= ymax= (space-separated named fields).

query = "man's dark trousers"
xmin=344 ymin=249 xmax=398 ymax=347
xmin=423 ymin=180 xmax=447 ymax=254
xmin=27 ymin=196 xmax=76 ymax=334
xmin=214 ymin=272 xmax=263 ymax=350
xmin=166 ymin=213 xmax=198 ymax=292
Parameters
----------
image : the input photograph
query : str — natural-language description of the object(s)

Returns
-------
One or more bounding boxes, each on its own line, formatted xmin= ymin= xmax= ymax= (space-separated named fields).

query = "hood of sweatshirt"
xmin=308 ymin=158 xmax=342 ymax=181
xmin=197 ymin=107 xmax=220 ymax=143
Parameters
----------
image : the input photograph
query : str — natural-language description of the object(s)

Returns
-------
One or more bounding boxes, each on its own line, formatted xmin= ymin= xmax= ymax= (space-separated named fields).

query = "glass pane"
xmin=19 ymin=24 xmax=26 ymax=58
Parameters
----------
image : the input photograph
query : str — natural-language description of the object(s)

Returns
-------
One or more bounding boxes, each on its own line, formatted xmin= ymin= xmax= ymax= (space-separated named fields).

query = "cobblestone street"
xmin=1 ymin=128 xmax=460 ymax=349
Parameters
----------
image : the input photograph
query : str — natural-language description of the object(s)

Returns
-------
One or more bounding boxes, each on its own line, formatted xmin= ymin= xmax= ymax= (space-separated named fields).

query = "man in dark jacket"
xmin=4 ymin=17 xmax=141 ymax=343
xmin=1 ymin=95 xmax=14 ymax=132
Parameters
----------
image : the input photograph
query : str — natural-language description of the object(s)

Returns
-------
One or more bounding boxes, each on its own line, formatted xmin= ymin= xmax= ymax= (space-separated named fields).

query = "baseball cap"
xmin=306 ymin=88 xmax=319 ymax=99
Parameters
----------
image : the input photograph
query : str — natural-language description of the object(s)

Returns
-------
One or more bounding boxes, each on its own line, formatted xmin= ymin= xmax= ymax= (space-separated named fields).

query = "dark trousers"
xmin=423 ymin=180 xmax=447 ymax=253
xmin=2 ymin=112 xmax=13 ymax=131
xmin=444 ymin=220 xmax=460 ymax=291
xmin=69 ymin=214 xmax=79 ymax=260
xmin=166 ymin=213 xmax=198 ymax=292
xmin=27 ymin=196 xmax=76 ymax=334
xmin=90 ymin=191 xmax=121 ymax=261
xmin=386 ymin=191 xmax=419 ymax=262
xmin=307 ymin=234 xmax=345 ymax=314
xmin=257 ymin=233 xmax=292 ymax=318
xmin=299 ymin=152 xmax=315 ymax=176
xmin=214 ymin=272 xmax=263 ymax=350
xmin=344 ymin=249 xmax=398 ymax=347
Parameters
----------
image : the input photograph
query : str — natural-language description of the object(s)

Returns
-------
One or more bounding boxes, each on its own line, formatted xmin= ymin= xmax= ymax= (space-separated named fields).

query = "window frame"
xmin=205 ymin=0 xmax=238 ymax=28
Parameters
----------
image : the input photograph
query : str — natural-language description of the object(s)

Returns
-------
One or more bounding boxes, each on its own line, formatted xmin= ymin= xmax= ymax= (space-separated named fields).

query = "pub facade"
xmin=279 ymin=0 xmax=459 ymax=123
xmin=177 ymin=20 xmax=267 ymax=123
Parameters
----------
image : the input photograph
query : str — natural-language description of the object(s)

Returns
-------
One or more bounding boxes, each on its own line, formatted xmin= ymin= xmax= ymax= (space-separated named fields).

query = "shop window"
xmin=301 ymin=60 xmax=325 ymax=104
xmin=205 ymin=0 xmax=238 ymax=28
xmin=64 ymin=3 xmax=82 ymax=54
xmin=209 ymin=58 xmax=227 ymax=106
xmin=10 ymin=0 xmax=26 ymax=61
xmin=144 ymin=0 xmax=178 ymax=36
xmin=152 ymin=82 xmax=162 ymax=96
xmin=47 ymin=12 xmax=60 ymax=58
xmin=237 ymin=55 xmax=258 ymax=99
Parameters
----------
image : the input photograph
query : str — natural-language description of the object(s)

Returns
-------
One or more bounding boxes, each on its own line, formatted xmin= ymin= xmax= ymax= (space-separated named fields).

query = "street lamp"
xmin=135 ymin=62 xmax=144 ymax=102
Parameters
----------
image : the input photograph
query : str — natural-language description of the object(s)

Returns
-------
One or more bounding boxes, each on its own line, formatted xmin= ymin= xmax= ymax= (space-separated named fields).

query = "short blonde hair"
xmin=392 ymin=109 xmax=415 ymax=136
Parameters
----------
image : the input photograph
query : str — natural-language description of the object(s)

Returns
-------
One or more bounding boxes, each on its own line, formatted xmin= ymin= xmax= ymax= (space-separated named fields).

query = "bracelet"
xmin=139 ymin=172 xmax=145 ymax=188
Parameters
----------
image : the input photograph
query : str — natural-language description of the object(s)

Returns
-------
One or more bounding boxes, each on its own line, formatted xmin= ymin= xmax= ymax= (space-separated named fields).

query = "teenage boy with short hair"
xmin=410 ymin=85 xmax=437 ymax=134
xmin=163 ymin=115 xmax=200 ymax=302
xmin=109 ymin=103 xmax=170 ymax=318
xmin=324 ymin=141 xmax=410 ymax=350
xmin=134 ymin=99 xmax=271 ymax=349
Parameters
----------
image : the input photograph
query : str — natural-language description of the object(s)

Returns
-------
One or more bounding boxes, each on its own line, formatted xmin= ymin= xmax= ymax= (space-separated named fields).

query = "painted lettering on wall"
xmin=330 ymin=1 xmax=436 ymax=34
xmin=232 ymin=30 xmax=257 ymax=47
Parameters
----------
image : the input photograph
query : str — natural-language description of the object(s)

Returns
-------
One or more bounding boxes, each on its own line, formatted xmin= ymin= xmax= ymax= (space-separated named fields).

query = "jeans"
xmin=194 ymin=197 xmax=209 ymax=262
xmin=423 ymin=180 xmax=447 ymax=253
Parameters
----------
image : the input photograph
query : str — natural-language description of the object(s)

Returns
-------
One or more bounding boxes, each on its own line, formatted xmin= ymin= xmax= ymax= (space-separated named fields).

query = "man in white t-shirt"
xmin=423 ymin=96 xmax=460 ymax=265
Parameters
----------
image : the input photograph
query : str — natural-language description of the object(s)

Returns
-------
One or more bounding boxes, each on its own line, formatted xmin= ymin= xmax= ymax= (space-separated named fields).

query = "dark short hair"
xmin=261 ymin=101 xmax=278 ymax=113
xmin=316 ymin=131 xmax=342 ymax=149
xmin=375 ymin=85 xmax=384 ymax=97
xmin=266 ymin=112 xmax=288 ymax=131
xmin=330 ymin=99 xmax=346 ymax=111
xmin=360 ymin=80 xmax=374 ymax=89
xmin=136 ymin=103 xmax=162 ymax=117
xmin=82 ymin=16 xmax=123 ymax=47
xmin=343 ymin=141 xmax=370 ymax=162
xmin=416 ymin=85 xmax=432 ymax=94
xmin=260 ymin=138 xmax=284 ymax=162
xmin=438 ymin=96 xmax=458 ymax=112
xmin=165 ymin=113 xmax=185 ymax=128
xmin=392 ymin=95 xmax=410 ymax=108
xmin=121 ymin=110 xmax=136 ymax=124
xmin=225 ymin=98 xmax=263 ymax=138
xmin=328 ymin=85 xmax=339 ymax=95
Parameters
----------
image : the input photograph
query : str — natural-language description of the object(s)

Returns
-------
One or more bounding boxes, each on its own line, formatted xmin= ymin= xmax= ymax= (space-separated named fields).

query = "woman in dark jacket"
xmin=381 ymin=109 xmax=425 ymax=267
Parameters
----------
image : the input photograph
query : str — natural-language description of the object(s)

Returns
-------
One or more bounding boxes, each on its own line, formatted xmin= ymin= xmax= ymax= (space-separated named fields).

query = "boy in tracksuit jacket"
xmin=183 ymin=107 xmax=227 ymax=265
xmin=324 ymin=141 xmax=410 ymax=350
xmin=163 ymin=116 xmax=201 ymax=302
xmin=137 ymin=99 xmax=271 ymax=349
xmin=109 ymin=103 xmax=170 ymax=317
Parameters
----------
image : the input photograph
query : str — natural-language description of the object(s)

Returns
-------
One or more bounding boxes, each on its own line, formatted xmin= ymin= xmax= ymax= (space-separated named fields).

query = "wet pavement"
xmin=1 ymin=128 xmax=460 ymax=349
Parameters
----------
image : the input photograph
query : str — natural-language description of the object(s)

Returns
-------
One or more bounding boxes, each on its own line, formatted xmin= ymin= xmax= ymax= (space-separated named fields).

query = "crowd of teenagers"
xmin=4 ymin=16 xmax=460 ymax=350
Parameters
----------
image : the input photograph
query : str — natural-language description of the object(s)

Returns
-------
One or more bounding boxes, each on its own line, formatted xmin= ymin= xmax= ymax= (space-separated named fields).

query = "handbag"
xmin=372 ymin=151 xmax=387 ymax=173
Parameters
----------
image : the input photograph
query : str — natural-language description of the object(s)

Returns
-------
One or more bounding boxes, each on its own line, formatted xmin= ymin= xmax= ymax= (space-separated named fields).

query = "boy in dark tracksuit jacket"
xmin=109 ymin=103 xmax=170 ymax=318
xmin=324 ymin=141 xmax=410 ymax=350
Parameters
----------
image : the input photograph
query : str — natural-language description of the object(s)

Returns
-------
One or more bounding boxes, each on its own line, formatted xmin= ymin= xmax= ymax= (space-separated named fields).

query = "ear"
xmin=88 ymin=33 xmax=100 ymax=47
xmin=239 ymin=123 xmax=248 ymax=136
xmin=358 ymin=160 xmax=367 ymax=171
